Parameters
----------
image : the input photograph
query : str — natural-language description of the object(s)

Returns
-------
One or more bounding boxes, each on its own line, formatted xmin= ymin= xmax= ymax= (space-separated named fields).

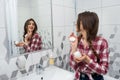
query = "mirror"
xmin=6 ymin=0 xmax=53 ymax=58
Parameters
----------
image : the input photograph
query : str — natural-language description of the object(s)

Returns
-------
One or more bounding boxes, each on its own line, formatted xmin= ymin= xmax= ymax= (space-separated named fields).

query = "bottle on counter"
xmin=49 ymin=53 xmax=54 ymax=66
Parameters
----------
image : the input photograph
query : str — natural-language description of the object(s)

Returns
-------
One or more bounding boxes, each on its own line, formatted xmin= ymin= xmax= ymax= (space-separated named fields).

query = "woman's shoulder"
xmin=33 ymin=33 xmax=41 ymax=38
xmin=95 ymin=36 xmax=108 ymax=46
xmin=96 ymin=36 xmax=107 ymax=42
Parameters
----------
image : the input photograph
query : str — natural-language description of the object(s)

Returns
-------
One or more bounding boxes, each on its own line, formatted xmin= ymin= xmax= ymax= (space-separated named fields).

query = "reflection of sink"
xmin=17 ymin=66 xmax=74 ymax=80
xmin=17 ymin=66 xmax=118 ymax=80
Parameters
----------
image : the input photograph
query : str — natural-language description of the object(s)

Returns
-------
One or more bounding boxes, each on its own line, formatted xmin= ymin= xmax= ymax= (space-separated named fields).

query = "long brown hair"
xmin=23 ymin=18 xmax=38 ymax=39
xmin=77 ymin=11 xmax=99 ymax=61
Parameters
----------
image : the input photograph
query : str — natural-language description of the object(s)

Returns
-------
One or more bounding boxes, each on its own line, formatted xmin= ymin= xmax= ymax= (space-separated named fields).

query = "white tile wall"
xmin=18 ymin=7 xmax=31 ymax=18
xmin=52 ymin=0 xmax=76 ymax=50
xmin=63 ymin=0 xmax=75 ymax=8
xmin=64 ymin=8 xmax=75 ymax=26
xmin=0 ymin=0 xmax=5 ymax=28
xmin=52 ymin=0 xmax=64 ymax=6
xmin=30 ymin=0 xmax=50 ymax=6
xmin=0 ymin=0 xmax=7 ymax=60
xmin=17 ymin=0 xmax=30 ymax=7
xmin=102 ymin=0 xmax=120 ymax=7
xmin=31 ymin=4 xmax=51 ymax=27
xmin=8 ymin=57 xmax=18 ymax=77
xmin=76 ymin=0 xmax=101 ymax=10
xmin=100 ymin=25 xmax=115 ymax=40
xmin=53 ymin=27 xmax=65 ymax=48
xmin=0 ymin=29 xmax=7 ymax=60
xmin=102 ymin=6 xmax=120 ymax=24
xmin=53 ymin=5 xmax=65 ymax=27
xmin=0 ymin=60 xmax=12 ymax=77
xmin=17 ymin=2 xmax=31 ymax=38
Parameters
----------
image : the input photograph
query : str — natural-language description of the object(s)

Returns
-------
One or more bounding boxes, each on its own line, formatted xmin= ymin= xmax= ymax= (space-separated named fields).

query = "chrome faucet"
xmin=36 ymin=64 xmax=44 ymax=74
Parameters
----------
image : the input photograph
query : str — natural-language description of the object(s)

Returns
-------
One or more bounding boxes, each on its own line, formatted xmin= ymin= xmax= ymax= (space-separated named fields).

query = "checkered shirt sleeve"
xmin=86 ymin=38 xmax=109 ymax=75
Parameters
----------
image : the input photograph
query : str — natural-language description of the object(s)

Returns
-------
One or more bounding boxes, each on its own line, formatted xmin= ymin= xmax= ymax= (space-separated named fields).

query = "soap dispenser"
xmin=49 ymin=53 xmax=54 ymax=66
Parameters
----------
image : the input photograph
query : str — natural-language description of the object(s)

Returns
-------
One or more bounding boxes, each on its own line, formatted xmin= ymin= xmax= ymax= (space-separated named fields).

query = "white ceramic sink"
xmin=17 ymin=66 xmax=118 ymax=80
xmin=17 ymin=66 xmax=74 ymax=80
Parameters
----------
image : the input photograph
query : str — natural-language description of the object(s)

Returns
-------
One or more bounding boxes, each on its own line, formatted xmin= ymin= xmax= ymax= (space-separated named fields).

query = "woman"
xmin=69 ymin=11 xmax=109 ymax=80
xmin=16 ymin=18 xmax=42 ymax=52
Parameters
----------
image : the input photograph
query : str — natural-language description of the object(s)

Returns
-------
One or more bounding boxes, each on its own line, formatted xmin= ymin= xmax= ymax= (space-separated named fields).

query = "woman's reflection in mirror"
xmin=15 ymin=18 xmax=42 ymax=52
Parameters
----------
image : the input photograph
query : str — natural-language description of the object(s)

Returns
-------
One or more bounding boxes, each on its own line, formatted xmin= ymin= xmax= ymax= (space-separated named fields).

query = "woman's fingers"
xmin=74 ymin=55 xmax=86 ymax=63
xmin=15 ymin=42 xmax=25 ymax=47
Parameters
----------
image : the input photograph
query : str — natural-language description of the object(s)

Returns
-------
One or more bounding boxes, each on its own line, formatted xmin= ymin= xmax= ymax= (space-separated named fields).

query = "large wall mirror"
xmin=6 ymin=0 xmax=53 ymax=58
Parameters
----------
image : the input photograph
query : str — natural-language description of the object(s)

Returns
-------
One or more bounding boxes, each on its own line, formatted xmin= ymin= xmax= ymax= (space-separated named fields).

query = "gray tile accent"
xmin=114 ymin=75 xmax=120 ymax=79
xmin=20 ymin=69 xmax=27 ymax=74
xmin=58 ymin=56 xmax=62 ymax=61
xmin=61 ymin=42 xmax=64 ymax=50
xmin=54 ymin=58 xmax=57 ymax=62
xmin=109 ymin=34 xmax=115 ymax=39
xmin=66 ymin=63 xmax=69 ymax=70
xmin=114 ymin=53 xmax=120 ymax=57
xmin=98 ymin=33 xmax=103 ymax=36
xmin=114 ymin=26 xmax=118 ymax=33
xmin=40 ymin=58 xmax=43 ymax=65
xmin=28 ymin=65 xmax=34 ymax=72
xmin=0 ymin=74 xmax=9 ymax=80
xmin=60 ymin=61 xmax=64 ymax=68
xmin=62 ymin=36 xmax=66 ymax=41
xmin=63 ymin=55 xmax=66 ymax=60
xmin=24 ymin=54 xmax=28 ymax=59
xmin=110 ymin=61 xmax=114 ymax=65
xmin=48 ymin=41 xmax=52 ymax=47
xmin=109 ymin=47 xmax=115 ymax=52
xmin=11 ymin=70 xmax=18 ymax=78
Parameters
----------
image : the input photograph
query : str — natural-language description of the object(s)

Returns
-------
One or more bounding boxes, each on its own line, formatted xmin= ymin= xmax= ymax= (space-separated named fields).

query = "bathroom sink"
xmin=17 ymin=66 xmax=118 ymax=80
xmin=17 ymin=66 xmax=74 ymax=80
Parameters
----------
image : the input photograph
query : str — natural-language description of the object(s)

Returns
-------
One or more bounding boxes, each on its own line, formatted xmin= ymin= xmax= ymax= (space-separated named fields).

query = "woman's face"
xmin=27 ymin=20 xmax=35 ymax=32
xmin=79 ymin=22 xmax=87 ymax=40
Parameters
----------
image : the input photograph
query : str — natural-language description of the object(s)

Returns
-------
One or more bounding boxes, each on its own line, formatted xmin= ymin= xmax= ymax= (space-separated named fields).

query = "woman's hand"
xmin=74 ymin=54 xmax=91 ymax=64
xmin=15 ymin=42 xmax=25 ymax=47
xmin=24 ymin=31 xmax=32 ymax=43
xmin=69 ymin=33 xmax=78 ymax=54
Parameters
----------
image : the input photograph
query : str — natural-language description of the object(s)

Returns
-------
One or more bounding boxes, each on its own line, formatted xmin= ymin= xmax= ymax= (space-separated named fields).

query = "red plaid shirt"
xmin=24 ymin=33 xmax=42 ymax=52
xmin=69 ymin=36 xmax=109 ymax=80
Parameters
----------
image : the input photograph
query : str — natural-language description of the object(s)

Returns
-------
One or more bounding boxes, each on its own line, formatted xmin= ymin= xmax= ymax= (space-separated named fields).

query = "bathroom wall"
xmin=0 ymin=0 xmax=52 ymax=80
xmin=52 ymin=0 xmax=75 ymax=58
xmin=1 ymin=0 xmax=120 ymax=80
xmin=52 ymin=0 xmax=76 ymax=71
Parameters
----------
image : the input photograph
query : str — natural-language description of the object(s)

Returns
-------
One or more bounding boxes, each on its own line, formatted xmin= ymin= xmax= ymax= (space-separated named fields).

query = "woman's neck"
xmin=81 ymin=38 xmax=89 ymax=48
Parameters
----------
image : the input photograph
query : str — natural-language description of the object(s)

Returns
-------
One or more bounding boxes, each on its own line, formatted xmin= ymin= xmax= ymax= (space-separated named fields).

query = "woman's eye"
xmin=32 ymin=23 xmax=35 ymax=26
